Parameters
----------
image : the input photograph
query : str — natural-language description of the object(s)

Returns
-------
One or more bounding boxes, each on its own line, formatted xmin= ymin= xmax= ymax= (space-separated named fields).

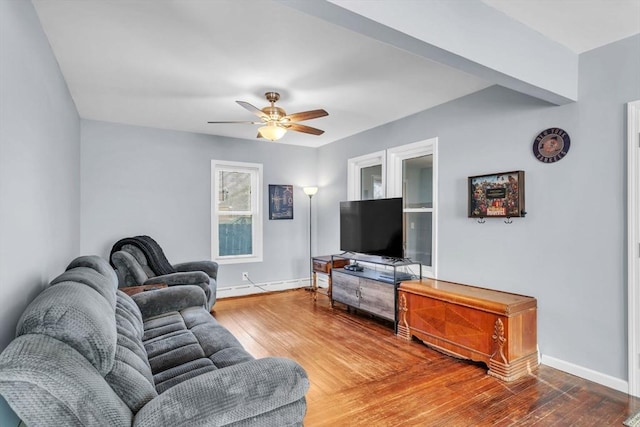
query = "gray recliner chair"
xmin=110 ymin=236 xmax=218 ymax=310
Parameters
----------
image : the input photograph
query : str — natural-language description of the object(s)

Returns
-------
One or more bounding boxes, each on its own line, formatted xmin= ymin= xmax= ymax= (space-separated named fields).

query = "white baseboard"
xmin=541 ymin=354 xmax=628 ymax=394
xmin=217 ymin=278 xmax=310 ymax=299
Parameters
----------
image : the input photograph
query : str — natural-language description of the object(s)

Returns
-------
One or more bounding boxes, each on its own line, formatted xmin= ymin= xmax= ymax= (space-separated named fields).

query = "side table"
xmin=311 ymin=255 xmax=349 ymax=303
xmin=119 ymin=283 xmax=168 ymax=296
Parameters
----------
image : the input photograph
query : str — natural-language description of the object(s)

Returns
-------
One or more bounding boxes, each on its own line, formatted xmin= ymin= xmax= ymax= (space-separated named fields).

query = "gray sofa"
xmin=110 ymin=236 xmax=219 ymax=310
xmin=0 ymin=256 xmax=309 ymax=426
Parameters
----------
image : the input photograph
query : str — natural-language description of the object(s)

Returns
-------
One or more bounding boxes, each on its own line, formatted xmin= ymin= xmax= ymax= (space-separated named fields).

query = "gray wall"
xmin=80 ymin=120 xmax=317 ymax=286
xmin=316 ymin=34 xmax=640 ymax=381
xmin=0 ymin=0 xmax=81 ymax=424
xmin=0 ymin=6 xmax=636 ymax=427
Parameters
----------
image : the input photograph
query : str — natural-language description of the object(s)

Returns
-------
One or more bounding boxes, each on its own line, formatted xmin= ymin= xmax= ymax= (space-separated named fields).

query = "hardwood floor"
xmin=212 ymin=289 xmax=639 ymax=426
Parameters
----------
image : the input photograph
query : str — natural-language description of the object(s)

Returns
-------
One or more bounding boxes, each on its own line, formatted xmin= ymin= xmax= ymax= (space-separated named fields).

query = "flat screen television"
xmin=340 ymin=197 xmax=403 ymax=259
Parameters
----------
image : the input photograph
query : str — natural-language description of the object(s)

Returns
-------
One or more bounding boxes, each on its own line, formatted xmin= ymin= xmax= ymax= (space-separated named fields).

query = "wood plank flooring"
xmin=212 ymin=289 xmax=640 ymax=426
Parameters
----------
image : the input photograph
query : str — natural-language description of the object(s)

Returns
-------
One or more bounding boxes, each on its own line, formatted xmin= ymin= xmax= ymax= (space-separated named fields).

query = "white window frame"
xmin=211 ymin=160 xmax=263 ymax=264
xmin=387 ymin=138 xmax=438 ymax=278
xmin=347 ymin=150 xmax=386 ymax=201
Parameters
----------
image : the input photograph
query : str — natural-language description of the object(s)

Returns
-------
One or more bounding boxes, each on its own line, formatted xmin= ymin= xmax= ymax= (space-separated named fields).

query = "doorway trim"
xmin=628 ymin=100 xmax=640 ymax=397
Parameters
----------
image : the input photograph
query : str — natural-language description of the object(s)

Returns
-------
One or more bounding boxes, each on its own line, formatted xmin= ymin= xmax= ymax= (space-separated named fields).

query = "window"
xmin=347 ymin=150 xmax=386 ymax=201
xmin=388 ymin=139 xmax=438 ymax=277
xmin=346 ymin=140 xmax=437 ymax=277
xmin=211 ymin=160 xmax=263 ymax=264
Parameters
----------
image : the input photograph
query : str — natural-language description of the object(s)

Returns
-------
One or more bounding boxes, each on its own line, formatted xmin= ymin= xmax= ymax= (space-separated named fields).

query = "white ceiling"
xmin=32 ymin=0 xmax=640 ymax=148
xmin=482 ymin=0 xmax=640 ymax=54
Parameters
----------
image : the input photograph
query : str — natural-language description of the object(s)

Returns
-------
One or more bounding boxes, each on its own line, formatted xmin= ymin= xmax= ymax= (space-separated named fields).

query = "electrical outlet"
xmin=242 ymin=272 xmax=249 ymax=281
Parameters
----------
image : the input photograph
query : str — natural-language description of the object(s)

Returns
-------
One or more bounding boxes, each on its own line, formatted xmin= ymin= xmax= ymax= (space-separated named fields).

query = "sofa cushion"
xmin=15 ymin=256 xmax=119 ymax=376
xmin=123 ymin=244 xmax=156 ymax=278
xmin=147 ymin=331 xmax=206 ymax=373
xmin=15 ymin=281 xmax=117 ymax=375
xmin=50 ymin=266 xmax=117 ymax=309
xmin=115 ymin=292 xmax=145 ymax=343
xmin=142 ymin=307 xmax=254 ymax=393
xmin=67 ymin=254 xmax=119 ymax=284
xmin=105 ymin=292 xmax=158 ymax=413
xmin=0 ymin=334 xmax=133 ymax=426
xmin=181 ymin=308 xmax=253 ymax=368
xmin=105 ymin=351 xmax=157 ymax=413
xmin=152 ymin=359 xmax=217 ymax=394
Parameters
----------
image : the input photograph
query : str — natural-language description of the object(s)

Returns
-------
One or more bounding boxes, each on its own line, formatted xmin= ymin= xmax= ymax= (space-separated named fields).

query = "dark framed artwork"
xmin=468 ymin=171 xmax=525 ymax=218
xmin=269 ymin=185 xmax=294 ymax=220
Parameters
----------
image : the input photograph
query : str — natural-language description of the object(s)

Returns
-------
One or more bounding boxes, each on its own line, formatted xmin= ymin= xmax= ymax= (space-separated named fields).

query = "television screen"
xmin=340 ymin=198 xmax=403 ymax=259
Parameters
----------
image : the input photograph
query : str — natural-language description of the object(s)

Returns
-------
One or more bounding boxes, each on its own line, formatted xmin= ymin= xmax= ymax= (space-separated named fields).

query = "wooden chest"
xmin=397 ymin=279 xmax=538 ymax=381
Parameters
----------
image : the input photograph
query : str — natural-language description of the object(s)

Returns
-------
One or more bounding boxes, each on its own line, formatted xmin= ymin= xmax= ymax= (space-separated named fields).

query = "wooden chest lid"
xmin=399 ymin=278 xmax=536 ymax=316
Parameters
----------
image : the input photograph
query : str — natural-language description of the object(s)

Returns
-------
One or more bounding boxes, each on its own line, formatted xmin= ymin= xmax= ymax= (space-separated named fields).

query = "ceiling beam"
xmin=278 ymin=0 xmax=578 ymax=105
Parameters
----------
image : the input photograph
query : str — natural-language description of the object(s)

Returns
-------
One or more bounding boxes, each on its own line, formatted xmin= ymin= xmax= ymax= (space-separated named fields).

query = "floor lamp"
xmin=303 ymin=186 xmax=318 ymax=294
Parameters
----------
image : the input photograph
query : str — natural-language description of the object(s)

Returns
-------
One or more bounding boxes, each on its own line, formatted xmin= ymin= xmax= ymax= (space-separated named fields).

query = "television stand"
xmin=311 ymin=256 xmax=350 ymax=302
xmin=330 ymin=254 xmax=421 ymax=331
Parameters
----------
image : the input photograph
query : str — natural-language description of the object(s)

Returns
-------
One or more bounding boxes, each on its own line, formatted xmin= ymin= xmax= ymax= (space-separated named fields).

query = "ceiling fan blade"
xmin=236 ymin=101 xmax=268 ymax=119
xmin=285 ymin=123 xmax=325 ymax=136
xmin=284 ymin=109 xmax=328 ymax=123
xmin=207 ymin=120 xmax=260 ymax=124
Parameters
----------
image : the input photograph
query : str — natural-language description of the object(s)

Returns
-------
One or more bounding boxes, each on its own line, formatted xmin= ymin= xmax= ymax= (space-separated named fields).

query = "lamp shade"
xmin=258 ymin=122 xmax=287 ymax=141
xmin=303 ymin=186 xmax=318 ymax=196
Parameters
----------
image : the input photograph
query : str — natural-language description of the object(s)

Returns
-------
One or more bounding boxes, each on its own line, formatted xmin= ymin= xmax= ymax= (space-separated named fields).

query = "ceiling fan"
xmin=207 ymin=92 xmax=328 ymax=141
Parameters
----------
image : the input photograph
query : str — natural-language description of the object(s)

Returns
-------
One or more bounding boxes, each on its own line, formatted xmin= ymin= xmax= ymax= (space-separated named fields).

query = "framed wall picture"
xmin=268 ymin=184 xmax=293 ymax=220
xmin=532 ymin=128 xmax=570 ymax=163
xmin=468 ymin=171 xmax=525 ymax=218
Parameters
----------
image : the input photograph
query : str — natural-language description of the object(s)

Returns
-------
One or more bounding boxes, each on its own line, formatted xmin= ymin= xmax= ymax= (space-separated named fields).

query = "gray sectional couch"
xmin=0 ymin=256 xmax=309 ymax=426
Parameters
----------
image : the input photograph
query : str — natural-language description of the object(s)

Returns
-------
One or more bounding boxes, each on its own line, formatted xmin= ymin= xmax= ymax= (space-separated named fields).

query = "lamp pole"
xmin=303 ymin=186 xmax=318 ymax=297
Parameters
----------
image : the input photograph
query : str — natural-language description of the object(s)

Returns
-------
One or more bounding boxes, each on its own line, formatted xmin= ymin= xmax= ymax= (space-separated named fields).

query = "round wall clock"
xmin=532 ymin=128 xmax=570 ymax=163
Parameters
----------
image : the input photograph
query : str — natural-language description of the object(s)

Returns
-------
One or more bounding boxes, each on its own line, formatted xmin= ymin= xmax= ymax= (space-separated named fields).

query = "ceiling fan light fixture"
xmin=258 ymin=122 xmax=287 ymax=141
xmin=208 ymin=92 xmax=327 ymax=141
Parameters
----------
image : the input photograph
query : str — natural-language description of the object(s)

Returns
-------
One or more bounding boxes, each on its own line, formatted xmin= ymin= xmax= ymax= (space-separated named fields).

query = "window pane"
xmin=218 ymin=171 xmax=251 ymax=211
xmin=360 ymin=165 xmax=383 ymax=200
xmin=404 ymin=212 xmax=432 ymax=266
xmin=402 ymin=155 xmax=433 ymax=208
xmin=218 ymin=215 xmax=252 ymax=256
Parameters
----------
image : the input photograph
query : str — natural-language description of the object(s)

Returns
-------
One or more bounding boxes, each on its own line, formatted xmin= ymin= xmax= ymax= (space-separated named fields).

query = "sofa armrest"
xmin=133 ymin=357 xmax=309 ymax=427
xmin=131 ymin=285 xmax=207 ymax=318
xmin=173 ymin=261 xmax=218 ymax=280
xmin=143 ymin=271 xmax=210 ymax=299
xmin=144 ymin=271 xmax=209 ymax=287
